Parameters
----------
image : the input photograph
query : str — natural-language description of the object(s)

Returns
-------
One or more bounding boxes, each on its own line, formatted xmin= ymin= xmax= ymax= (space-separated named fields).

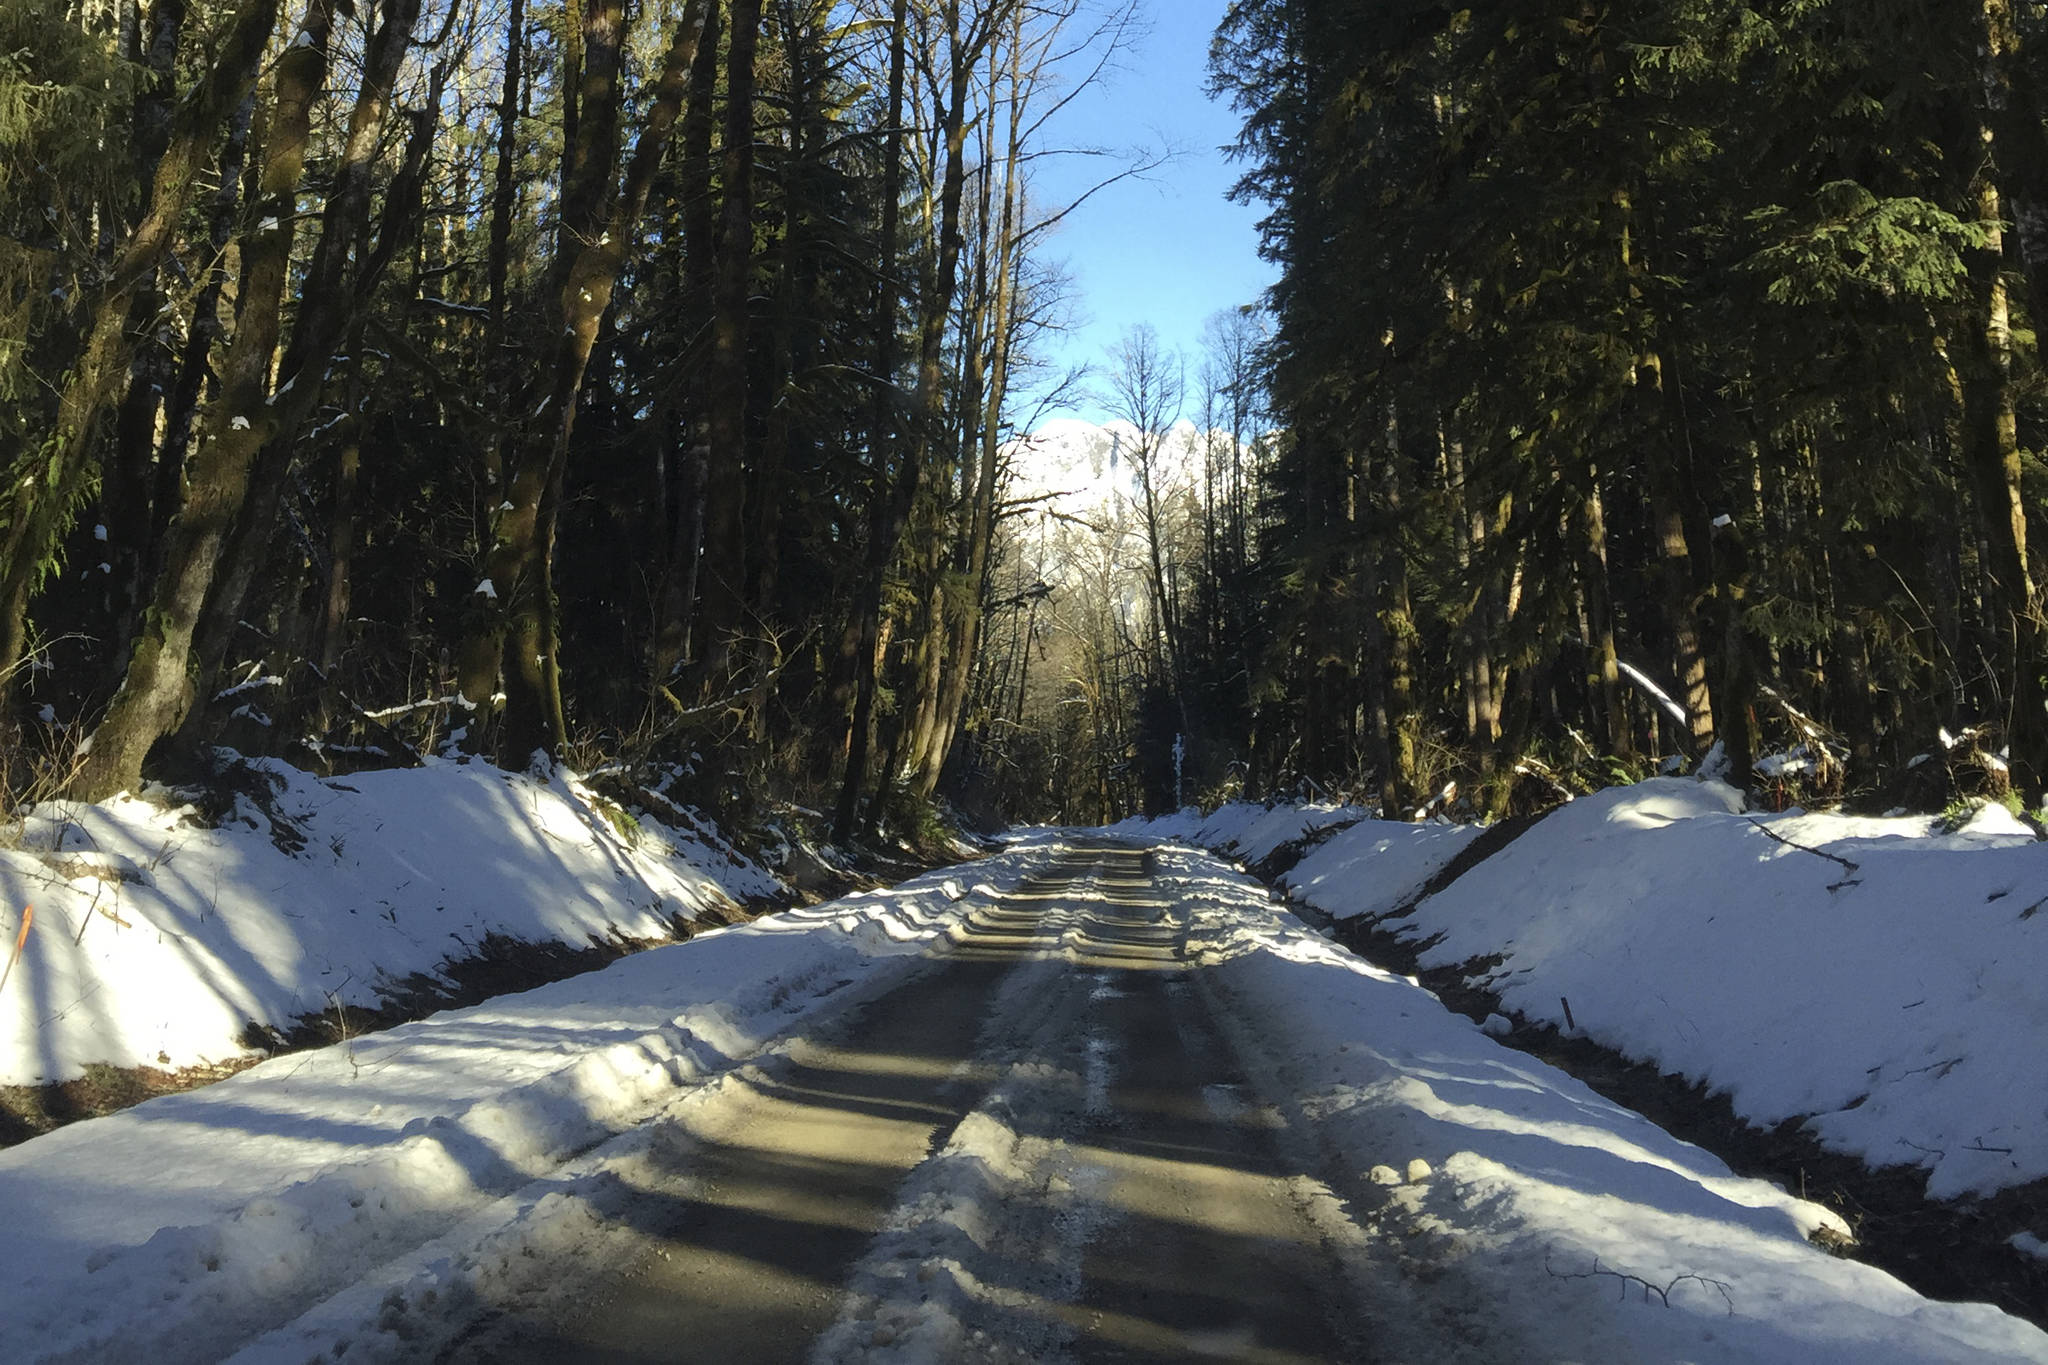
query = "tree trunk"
xmin=749 ymin=3 xmax=831 ymax=737
xmin=1358 ymin=437 xmax=1395 ymax=812
xmin=486 ymin=0 xmax=527 ymax=333
xmin=150 ymin=96 xmax=253 ymax=563
xmin=1709 ymin=514 xmax=1756 ymax=791
xmin=69 ymin=0 xmax=334 ymax=800
xmin=841 ymin=0 xmax=989 ymax=831
xmin=1382 ymin=446 xmax=1419 ymax=812
xmin=646 ymin=0 xmax=723 ymax=696
xmin=692 ymin=0 xmax=763 ymax=694
xmin=909 ymin=129 xmax=992 ymax=796
xmin=1956 ymin=168 xmax=2042 ymax=798
xmin=1639 ymin=354 xmax=1715 ymax=756
xmin=1980 ymin=0 xmax=2048 ymax=334
xmin=1576 ymin=474 xmax=1631 ymax=756
xmin=915 ymin=58 xmax=1022 ymax=799
xmin=456 ymin=0 xmax=713 ymax=761
xmin=181 ymin=0 xmax=431 ymax=723
xmin=0 ymin=0 xmax=277 ymax=696
xmin=98 ymin=0 xmax=191 ymax=681
xmin=832 ymin=0 xmax=911 ymax=842
xmin=318 ymin=438 xmax=360 ymax=679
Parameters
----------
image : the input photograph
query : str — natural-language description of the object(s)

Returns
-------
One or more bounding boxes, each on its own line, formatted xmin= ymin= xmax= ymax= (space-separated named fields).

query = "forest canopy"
xmin=1187 ymin=0 xmax=2048 ymax=819
xmin=4 ymin=0 xmax=2044 ymax=837
xmin=2 ymin=0 xmax=1156 ymax=837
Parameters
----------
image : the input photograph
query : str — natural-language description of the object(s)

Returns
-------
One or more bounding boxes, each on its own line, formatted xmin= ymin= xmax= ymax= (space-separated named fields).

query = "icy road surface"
xmin=6 ymin=835 xmax=2043 ymax=1363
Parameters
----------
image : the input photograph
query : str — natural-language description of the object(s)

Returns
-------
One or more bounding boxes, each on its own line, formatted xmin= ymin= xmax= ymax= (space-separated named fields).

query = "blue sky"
xmin=1022 ymin=0 xmax=1275 ymax=426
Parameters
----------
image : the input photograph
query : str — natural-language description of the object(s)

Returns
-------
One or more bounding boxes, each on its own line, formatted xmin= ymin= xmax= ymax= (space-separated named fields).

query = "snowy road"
xmin=440 ymin=841 xmax=1373 ymax=1362
xmin=6 ymin=832 xmax=2044 ymax=1364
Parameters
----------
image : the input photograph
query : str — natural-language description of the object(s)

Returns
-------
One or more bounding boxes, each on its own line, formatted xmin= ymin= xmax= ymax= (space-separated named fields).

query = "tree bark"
xmin=486 ymin=0 xmax=527 ymax=334
xmin=181 ymin=0 xmax=431 ymax=724
xmin=1979 ymin=0 xmax=2048 ymax=334
xmin=1709 ymin=514 xmax=1757 ymax=790
xmin=1639 ymin=353 xmax=1715 ymax=756
xmin=749 ymin=1 xmax=832 ymax=737
xmin=1565 ymin=460 xmax=1629 ymax=756
xmin=914 ymin=50 xmax=1023 ymax=799
xmin=98 ymin=0 xmax=191 ymax=680
xmin=150 ymin=96 xmax=254 ymax=563
xmin=1382 ymin=430 xmax=1419 ymax=811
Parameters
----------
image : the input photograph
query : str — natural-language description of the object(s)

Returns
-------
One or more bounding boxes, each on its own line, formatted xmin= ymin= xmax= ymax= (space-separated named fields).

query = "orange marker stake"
xmin=0 ymin=905 xmax=32 ymax=997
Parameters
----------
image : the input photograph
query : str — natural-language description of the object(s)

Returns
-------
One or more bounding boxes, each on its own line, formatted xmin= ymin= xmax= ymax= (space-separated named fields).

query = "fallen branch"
xmin=654 ymin=661 xmax=794 ymax=733
xmin=1546 ymin=1252 xmax=1734 ymax=1314
xmin=1745 ymin=818 xmax=1861 ymax=882
xmin=362 ymin=693 xmax=477 ymax=723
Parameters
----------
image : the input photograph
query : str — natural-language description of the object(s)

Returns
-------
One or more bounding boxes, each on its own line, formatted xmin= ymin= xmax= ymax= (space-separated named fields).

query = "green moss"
xmin=590 ymin=793 xmax=641 ymax=845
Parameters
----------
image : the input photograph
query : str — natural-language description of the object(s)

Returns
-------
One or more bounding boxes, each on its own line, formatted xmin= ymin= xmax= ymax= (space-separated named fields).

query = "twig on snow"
xmin=1898 ymin=1056 xmax=1963 ymax=1080
xmin=1745 ymin=818 xmax=1862 ymax=888
xmin=1545 ymin=1252 xmax=1734 ymax=1314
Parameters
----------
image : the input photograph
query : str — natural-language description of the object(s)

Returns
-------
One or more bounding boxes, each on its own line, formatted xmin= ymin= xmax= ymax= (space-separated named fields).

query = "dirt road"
xmin=436 ymin=841 xmax=1377 ymax=1363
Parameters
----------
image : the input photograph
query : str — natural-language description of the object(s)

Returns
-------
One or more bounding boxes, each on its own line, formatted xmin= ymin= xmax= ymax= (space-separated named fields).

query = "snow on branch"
xmin=363 ymin=694 xmax=479 ymax=723
xmin=212 ymin=674 xmax=284 ymax=702
xmin=1617 ymin=661 xmax=1688 ymax=726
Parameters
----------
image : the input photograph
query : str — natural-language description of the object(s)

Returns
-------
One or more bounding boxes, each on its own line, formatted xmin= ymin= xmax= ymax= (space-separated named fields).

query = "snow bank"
xmin=1396 ymin=779 xmax=2048 ymax=1199
xmin=0 ymin=844 xmax=1050 ymax=1365
xmin=0 ymin=757 xmax=782 ymax=1087
xmin=1118 ymin=801 xmax=1481 ymax=918
xmin=1162 ymin=849 xmax=2048 ymax=1363
xmin=1159 ymin=779 xmax=2048 ymax=1202
xmin=1284 ymin=816 xmax=1485 ymax=920
xmin=1113 ymin=799 xmax=1371 ymax=865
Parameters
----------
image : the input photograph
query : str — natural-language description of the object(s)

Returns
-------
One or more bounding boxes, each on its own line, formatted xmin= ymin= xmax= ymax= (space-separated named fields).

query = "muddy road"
xmin=436 ymin=841 xmax=1380 ymax=1363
